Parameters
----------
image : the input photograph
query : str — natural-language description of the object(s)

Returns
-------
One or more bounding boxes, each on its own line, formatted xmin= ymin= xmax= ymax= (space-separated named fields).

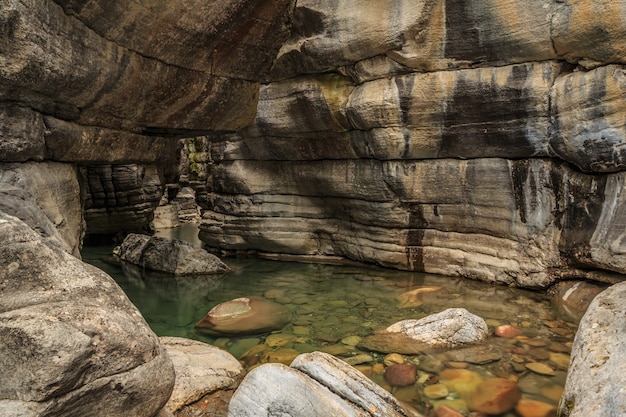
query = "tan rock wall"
xmin=198 ymin=0 xmax=626 ymax=287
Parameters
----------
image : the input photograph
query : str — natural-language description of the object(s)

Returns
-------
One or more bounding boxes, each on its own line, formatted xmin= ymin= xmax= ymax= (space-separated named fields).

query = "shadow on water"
xmin=82 ymin=225 xmax=578 ymax=416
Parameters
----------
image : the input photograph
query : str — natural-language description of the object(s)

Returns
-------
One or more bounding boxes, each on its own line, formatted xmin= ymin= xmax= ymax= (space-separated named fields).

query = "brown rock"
xmin=260 ymin=349 xmax=300 ymax=366
xmin=195 ymin=296 xmax=291 ymax=336
xmin=494 ymin=324 xmax=522 ymax=338
xmin=525 ymin=362 xmax=556 ymax=376
xmin=424 ymin=384 xmax=449 ymax=400
xmin=436 ymin=405 xmax=464 ymax=417
xmin=439 ymin=369 xmax=484 ymax=398
xmin=515 ymin=398 xmax=557 ymax=417
xmin=383 ymin=363 xmax=417 ymax=387
xmin=468 ymin=378 xmax=522 ymax=414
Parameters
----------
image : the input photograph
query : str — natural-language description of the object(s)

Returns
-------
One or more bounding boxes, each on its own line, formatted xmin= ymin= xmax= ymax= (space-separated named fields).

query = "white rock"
xmin=385 ymin=308 xmax=489 ymax=347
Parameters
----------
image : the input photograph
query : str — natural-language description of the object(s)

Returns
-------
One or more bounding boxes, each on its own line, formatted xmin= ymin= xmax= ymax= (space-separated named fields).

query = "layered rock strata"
xmin=199 ymin=1 xmax=626 ymax=288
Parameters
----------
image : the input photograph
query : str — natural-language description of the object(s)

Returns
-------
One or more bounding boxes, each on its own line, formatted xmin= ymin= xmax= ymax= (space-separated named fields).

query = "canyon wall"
xmin=0 ymin=0 xmax=294 ymax=415
xmin=1 ymin=0 xmax=294 ymax=237
xmin=199 ymin=0 xmax=626 ymax=288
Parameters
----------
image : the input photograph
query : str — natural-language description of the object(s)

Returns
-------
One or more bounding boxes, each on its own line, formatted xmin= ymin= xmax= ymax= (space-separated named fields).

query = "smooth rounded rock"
xmin=160 ymin=337 xmax=244 ymax=414
xmin=494 ymin=324 xmax=522 ymax=338
xmin=515 ymin=398 xmax=558 ymax=417
xmin=195 ymin=296 xmax=291 ymax=336
xmin=384 ymin=308 xmax=489 ymax=348
xmin=424 ymin=384 xmax=449 ymax=400
xmin=468 ymin=378 xmax=522 ymax=414
xmin=383 ymin=363 xmax=417 ymax=387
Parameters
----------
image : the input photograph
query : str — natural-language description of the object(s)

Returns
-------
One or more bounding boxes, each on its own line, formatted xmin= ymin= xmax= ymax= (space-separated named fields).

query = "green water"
xmin=82 ymin=226 xmax=577 ymax=415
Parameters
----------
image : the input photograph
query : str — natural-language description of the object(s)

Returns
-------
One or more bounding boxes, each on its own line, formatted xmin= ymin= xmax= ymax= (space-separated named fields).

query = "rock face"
xmin=1 ymin=0 xmax=295 ymax=237
xmin=0 ymin=211 xmax=175 ymax=417
xmin=82 ymin=164 xmax=164 ymax=236
xmin=195 ymin=1 xmax=626 ymax=288
xmin=559 ymin=281 xmax=626 ymax=417
xmin=115 ymin=233 xmax=231 ymax=275
xmin=0 ymin=162 xmax=84 ymax=257
xmin=228 ymin=351 xmax=420 ymax=417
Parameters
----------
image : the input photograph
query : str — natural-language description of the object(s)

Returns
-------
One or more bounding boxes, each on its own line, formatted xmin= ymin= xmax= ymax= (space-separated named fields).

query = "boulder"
xmin=0 ymin=210 xmax=175 ymax=417
xmin=382 ymin=308 xmax=489 ymax=348
xmin=153 ymin=205 xmax=181 ymax=230
xmin=559 ymin=281 xmax=626 ymax=417
xmin=114 ymin=233 xmax=230 ymax=275
xmin=548 ymin=280 xmax=608 ymax=320
xmin=160 ymin=337 xmax=245 ymax=417
xmin=227 ymin=351 xmax=421 ymax=417
xmin=195 ymin=296 xmax=291 ymax=336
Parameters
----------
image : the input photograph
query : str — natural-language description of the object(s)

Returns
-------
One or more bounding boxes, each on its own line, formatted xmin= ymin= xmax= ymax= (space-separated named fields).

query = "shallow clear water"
xmin=82 ymin=226 xmax=578 ymax=416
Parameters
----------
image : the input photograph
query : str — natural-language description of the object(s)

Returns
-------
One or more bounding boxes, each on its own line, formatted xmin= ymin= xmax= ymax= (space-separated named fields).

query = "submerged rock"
xmin=384 ymin=363 xmax=417 ymax=387
xmin=548 ymin=280 xmax=608 ymax=320
xmin=468 ymin=378 xmax=522 ymax=414
xmin=114 ymin=233 xmax=230 ymax=275
xmin=195 ymin=296 xmax=292 ymax=336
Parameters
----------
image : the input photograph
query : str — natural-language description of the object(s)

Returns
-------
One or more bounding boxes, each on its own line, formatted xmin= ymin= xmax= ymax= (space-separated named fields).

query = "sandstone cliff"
xmin=197 ymin=0 xmax=626 ymax=288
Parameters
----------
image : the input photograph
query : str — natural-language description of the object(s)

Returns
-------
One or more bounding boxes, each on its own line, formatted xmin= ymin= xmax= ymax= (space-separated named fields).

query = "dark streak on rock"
xmin=560 ymin=172 xmax=607 ymax=268
xmin=439 ymin=64 xmax=536 ymax=159
xmin=510 ymin=160 xmax=529 ymax=224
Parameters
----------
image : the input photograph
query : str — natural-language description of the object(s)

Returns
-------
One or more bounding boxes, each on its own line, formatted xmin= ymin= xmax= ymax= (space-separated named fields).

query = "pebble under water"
xmin=82 ymin=228 xmax=578 ymax=417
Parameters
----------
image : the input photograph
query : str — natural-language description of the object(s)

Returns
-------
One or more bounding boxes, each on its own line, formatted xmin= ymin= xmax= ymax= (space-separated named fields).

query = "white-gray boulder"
xmin=161 ymin=337 xmax=245 ymax=416
xmin=559 ymin=281 xmax=626 ymax=417
xmin=228 ymin=351 xmax=421 ymax=417
xmin=385 ymin=308 xmax=489 ymax=347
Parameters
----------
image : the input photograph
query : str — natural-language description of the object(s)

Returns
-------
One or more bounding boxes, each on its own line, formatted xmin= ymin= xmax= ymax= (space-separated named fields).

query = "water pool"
xmin=82 ymin=229 xmax=577 ymax=416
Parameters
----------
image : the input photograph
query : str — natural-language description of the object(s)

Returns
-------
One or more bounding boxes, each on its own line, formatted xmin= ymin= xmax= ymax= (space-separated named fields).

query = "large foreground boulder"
xmin=559 ymin=281 xmax=626 ymax=417
xmin=228 ymin=351 xmax=421 ymax=417
xmin=0 ymin=211 xmax=175 ymax=417
xmin=114 ymin=233 xmax=230 ymax=275
xmin=160 ymin=337 xmax=245 ymax=417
